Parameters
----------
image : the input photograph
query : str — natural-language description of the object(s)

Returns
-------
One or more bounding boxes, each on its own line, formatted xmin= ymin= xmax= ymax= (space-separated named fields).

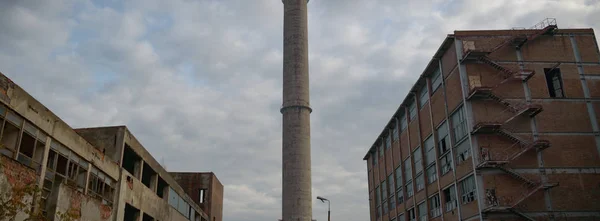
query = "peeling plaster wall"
xmin=54 ymin=183 xmax=115 ymax=221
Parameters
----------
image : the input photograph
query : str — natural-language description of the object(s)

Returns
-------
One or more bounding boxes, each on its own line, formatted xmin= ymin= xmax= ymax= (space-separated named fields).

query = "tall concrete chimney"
xmin=281 ymin=0 xmax=312 ymax=221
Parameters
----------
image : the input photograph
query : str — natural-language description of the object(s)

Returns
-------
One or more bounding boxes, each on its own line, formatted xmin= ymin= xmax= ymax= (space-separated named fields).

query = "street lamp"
xmin=316 ymin=196 xmax=330 ymax=221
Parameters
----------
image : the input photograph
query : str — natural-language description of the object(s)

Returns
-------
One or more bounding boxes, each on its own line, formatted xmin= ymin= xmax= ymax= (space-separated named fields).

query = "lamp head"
xmin=316 ymin=196 xmax=328 ymax=202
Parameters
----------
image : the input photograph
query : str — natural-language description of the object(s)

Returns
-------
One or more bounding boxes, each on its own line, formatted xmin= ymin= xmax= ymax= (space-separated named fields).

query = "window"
xmin=455 ymin=140 xmax=471 ymax=164
xmin=395 ymin=166 xmax=403 ymax=189
xmin=431 ymin=67 xmax=442 ymax=92
xmin=413 ymin=148 xmax=423 ymax=174
xmin=382 ymin=180 xmax=388 ymax=204
xmin=408 ymin=207 xmax=416 ymax=221
xmin=376 ymin=185 xmax=381 ymax=207
xmin=544 ymin=68 xmax=564 ymax=98
xmin=393 ymin=121 xmax=399 ymax=141
xmin=395 ymin=166 xmax=404 ymax=204
xmin=386 ymin=135 xmax=392 ymax=150
xmin=406 ymin=181 xmax=414 ymax=198
xmin=400 ymin=114 xmax=408 ymax=132
xmin=443 ymin=186 xmax=457 ymax=212
xmin=419 ymin=85 xmax=429 ymax=109
xmin=460 ymin=175 xmax=476 ymax=204
xmin=430 ymin=194 xmax=442 ymax=218
xmin=388 ymin=174 xmax=396 ymax=210
xmin=379 ymin=143 xmax=384 ymax=157
xmin=440 ymin=154 xmax=453 ymax=175
xmin=418 ymin=202 xmax=427 ymax=221
xmin=398 ymin=214 xmax=405 ymax=221
xmin=426 ymin=165 xmax=437 ymax=184
xmin=199 ymin=189 xmax=206 ymax=203
xmin=436 ymin=121 xmax=450 ymax=154
xmin=415 ymin=174 xmax=425 ymax=191
xmin=1 ymin=111 xmax=22 ymax=158
xmin=372 ymin=151 xmax=377 ymax=166
xmin=451 ymin=106 xmax=467 ymax=142
xmin=424 ymin=136 xmax=435 ymax=166
xmin=404 ymin=159 xmax=413 ymax=182
xmin=88 ymin=166 xmax=116 ymax=206
xmin=168 ymin=187 xmax=193 ymax=219
xmin=408 ymin=100 xmax=417 ymax=120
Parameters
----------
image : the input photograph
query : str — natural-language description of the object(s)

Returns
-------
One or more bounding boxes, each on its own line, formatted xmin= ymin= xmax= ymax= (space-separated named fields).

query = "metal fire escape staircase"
xmin=463 ymin=19 xmax=559 ymax=219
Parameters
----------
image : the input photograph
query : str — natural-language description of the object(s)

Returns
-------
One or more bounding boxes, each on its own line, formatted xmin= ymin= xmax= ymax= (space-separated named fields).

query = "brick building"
xmin=363 ymin=19 xmax=600 ymax=221
xmin=0 ymin=71 xmax=222 ymax=221
xmin=170 ymin=172 xmax=224 ymax=221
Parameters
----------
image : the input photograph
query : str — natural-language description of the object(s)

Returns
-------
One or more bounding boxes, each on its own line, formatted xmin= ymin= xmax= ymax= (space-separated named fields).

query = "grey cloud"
xmin=0 ymin=1 xmax=598 ymax=221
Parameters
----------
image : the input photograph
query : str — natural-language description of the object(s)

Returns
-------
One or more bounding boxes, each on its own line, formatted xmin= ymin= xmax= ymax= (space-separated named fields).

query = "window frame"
xmin=418 ymin=84 xmax=429 ymax=109
xmin=460 ymin=175 xmax=477 ymax=204
xmin=431 ymin=67 xmax=442 ymax=92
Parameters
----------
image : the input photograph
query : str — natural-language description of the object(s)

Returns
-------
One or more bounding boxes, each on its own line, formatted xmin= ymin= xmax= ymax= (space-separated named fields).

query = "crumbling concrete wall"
xmin=74 ymin=127 xmax=125 ymax=164
xmin=53 ymin=183 xmax=115 ymax=221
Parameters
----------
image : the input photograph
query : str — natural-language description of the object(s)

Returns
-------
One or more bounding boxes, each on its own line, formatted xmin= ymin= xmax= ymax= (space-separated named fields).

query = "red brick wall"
xmin=445 ymin=71 xmax=463 ymax=112
xmin=548 ymin=173 xmax=600 ymax=211
xmin=536 ymin=101 xmax=593 ymax=132
xmin=442 ymin=42 xmax=457 ymax=78
xmin=409 ymin=120 xmax=420 ymax=150
xmin=574 ymin=35 xmax=600 ymax=62
xmin=587 ymin=78 xmax=600 ymax=98
xmin=541 ymin=135 xmax=600 ymax=167
xmin=430 ymin=89 xmax=446 ymax=127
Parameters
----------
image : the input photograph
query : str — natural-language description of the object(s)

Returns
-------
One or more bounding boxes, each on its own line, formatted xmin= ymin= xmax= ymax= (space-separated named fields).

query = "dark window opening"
xmin=122 ymin=144 xmax=141 ymax=178
xmin=157 ymin=176 xmax=168 ymax=198
xmin=143 ymin=213 xmax=154 ymax=221
xmin=124 ymin=204 xmax=140 ymax=221
xmin=544 ymin=68 xmax=565 ymax=98
xmin=56 ymin=154 xmax=69 ymax=176
xmin=142 ymin=162 xmax=157 ymax=190
xmin=1 ymin=121 xmax=20 ymax=157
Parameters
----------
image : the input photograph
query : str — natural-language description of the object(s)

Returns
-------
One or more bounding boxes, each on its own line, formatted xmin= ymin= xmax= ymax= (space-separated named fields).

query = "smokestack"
xmin=281 ymin=0 xmax=312 ymax=221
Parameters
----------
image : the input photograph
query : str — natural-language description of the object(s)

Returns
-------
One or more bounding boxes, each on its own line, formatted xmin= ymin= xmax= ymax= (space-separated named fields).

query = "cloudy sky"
xmin=1 ymin=0 xmax=599 ymax=220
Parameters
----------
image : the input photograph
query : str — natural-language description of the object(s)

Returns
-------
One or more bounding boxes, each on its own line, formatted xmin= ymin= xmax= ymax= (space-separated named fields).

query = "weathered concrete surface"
xmin=53 ymin=183 xmax=114 ymax=221
xmin=281 ymin=0 xmax=312 ymax=221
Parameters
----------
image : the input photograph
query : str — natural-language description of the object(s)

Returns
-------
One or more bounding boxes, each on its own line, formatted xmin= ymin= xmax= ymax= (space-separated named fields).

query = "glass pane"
xmin=6 ymin=112 xmax=23 ymax=126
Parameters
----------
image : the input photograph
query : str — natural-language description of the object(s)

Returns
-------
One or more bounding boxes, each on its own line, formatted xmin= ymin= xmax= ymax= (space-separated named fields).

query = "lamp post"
xmin=316 ymin=196 xmax=330 ymax=221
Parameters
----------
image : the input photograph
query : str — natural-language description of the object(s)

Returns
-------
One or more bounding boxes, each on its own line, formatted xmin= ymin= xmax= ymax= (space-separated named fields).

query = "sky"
xmin=0 ymin=0 xmax=599 ymax=220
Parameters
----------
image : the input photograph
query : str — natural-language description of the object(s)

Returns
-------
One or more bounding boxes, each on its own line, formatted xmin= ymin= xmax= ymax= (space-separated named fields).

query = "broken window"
xmin=122 ymin=144 xmax=142 ymax=178
xmin=429 ymin=194 xmax=442 ymax=218
xmin=157 ymin=176 xmax=168 ymax=198
xmin=17 ymin=122 xmax=46 ymax=174
xmin=460 ymin=175 xmax=476 ymax=204
xmin=395 ymin=166 xmax=404 ymax=204
xmin=544 ymin=68 xmax=565 ymax=98
xmin=124 ymin=204 xmax=140 ymax=221
xmin=455 ymin=140 xmax=471 ymax=164
xmin=436 ymin=121 xmax=450 ymax=154
xmin=426 ymin=165 xmax=437 ymax=184
xmin=0 ymin=111 xmax=22 ymax=158
xmin=66 ymin=153 xmax=88 ymax=191
xmin=451 ymin=106 xmax=468 ymax=142
xmin=408 ymin=207 xmax=416 ymax=221
xmin=143 ymin=213 xmax=154 ymax=221
xmin=88 ymin=166 xmax=116 ymax=206
xmin=443 ymin=186 xmax=457 ymax=212
xmin=142 ymin=162 xmax=157 ymax=191
xmin=440 ymin=153 xmax=453 ymax=175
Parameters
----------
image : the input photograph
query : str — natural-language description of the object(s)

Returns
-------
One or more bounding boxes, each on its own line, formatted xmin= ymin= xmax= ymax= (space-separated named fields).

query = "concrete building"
xmin=0 ymin=72 xmax=218 ymax=221
xmin=281 ymin=0 xmax=313 ymax=221
xmin=363 ymin=19 xmax=600 ymax=221
xmin=169 ymin=172 xmax=223 ymax=221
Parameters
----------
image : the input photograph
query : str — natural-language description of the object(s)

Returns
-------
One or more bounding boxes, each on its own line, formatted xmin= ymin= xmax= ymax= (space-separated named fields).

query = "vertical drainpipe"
xmin=570 ymin=34 xmax=600 ymax=157
xmin=440 ymin=54 xmax=462 ymax=220
xmin=515 ymin=46 xmax=553 ymax=218
xmin=454 ymin=38 xmax=484 ymax=220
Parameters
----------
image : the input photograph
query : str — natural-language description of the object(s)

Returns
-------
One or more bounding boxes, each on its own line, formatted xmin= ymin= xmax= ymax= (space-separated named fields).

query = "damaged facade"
xmin=0 ymin=72 xmax=222 ymax=221
xmin=364 ymin=19 xmax=600 ymax=221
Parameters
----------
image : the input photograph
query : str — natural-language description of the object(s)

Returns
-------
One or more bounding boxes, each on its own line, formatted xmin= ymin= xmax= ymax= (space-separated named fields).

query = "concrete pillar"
xmin=281 ymin=1 xmax=312 ymax=221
